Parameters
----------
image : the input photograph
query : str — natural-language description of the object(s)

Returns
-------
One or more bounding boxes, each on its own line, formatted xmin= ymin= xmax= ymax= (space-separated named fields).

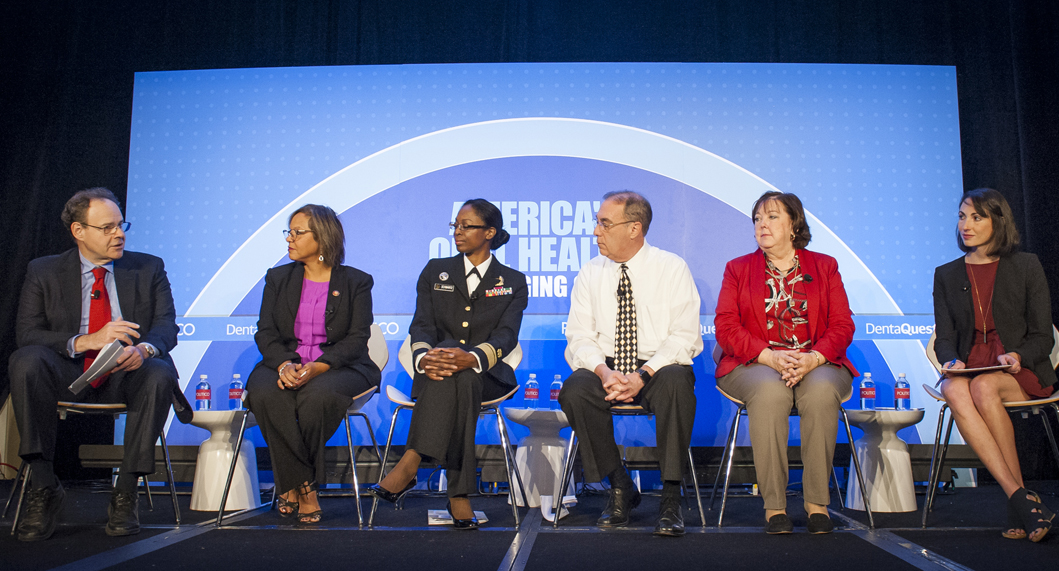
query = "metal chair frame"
xmin=215 ymin=323 xmax=389 ymax=527
xmin=368 ymin=336 xmax=528 ymax=528
xmin=4 ymin=402 xmax=180 ymax=534
xmin=709 ymin=387 xmax=875 ymax=528
xmin=551 ymin=405 xmax=706 ymax=529
xmin=919 ymin=328 xmax=1059 ymax=527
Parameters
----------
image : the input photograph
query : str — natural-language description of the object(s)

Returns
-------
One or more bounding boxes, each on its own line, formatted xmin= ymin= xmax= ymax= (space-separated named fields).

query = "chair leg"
xmin=832 ymin=466 xmax=846 ymax=509
xmin=159 ymin=430 xmax=180 ymax=525
xmin=215 ymin=411 xmax=249 ymax=527
xmin=841 ymin=408 xmax=874 ymax=529
xmin=353 ymin=412 xmax=384 ymax=478
xmin=710 ymin=410 xmax=740 ymax=510
xmin=345 ymin=414 xmax=363 ymax=528
xmin=493 ymin=408 xmax=523 ymax=528
xmin=686 ymin=447 xmax=706 ymax=528
xmin=10 ymin=465 xmax=31 ymax=535
xmin=926 ymin=412 xmax=955 ymax=521
xmin=141 ymin=475 xmax=154 ymax=510
xmin=1038 ymin=405 xmax=1059 ymax=474
xmin=3 ymin=461 xmax=27 ymax=518
xmin=552 ymin=432 xmax=578 ymax=529
xmin=369 ymin=405 xmax=405 ymax=528
xmin=717 ymin=409 xmax=742 ymax=528
xmin=921 ymin=404 xmax=948 ymax=527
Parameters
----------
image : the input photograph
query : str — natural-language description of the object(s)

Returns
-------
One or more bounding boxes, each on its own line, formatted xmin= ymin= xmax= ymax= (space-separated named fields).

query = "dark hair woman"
xmin=245 ymin=204 xmax=380 ymax=525
xmin=934 ymin=188 xmax=1056 ymax=542
xmin=367 ymin=199 xmax=527 ymax=529
xmin=714 ymin=191 xmax=857 ymax=535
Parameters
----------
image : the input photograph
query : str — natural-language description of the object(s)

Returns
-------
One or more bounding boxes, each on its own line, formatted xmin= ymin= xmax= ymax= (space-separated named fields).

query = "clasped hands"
xmin=759 ymin=348 xmax=823 ymax=387
xmin=277 ymin=360 xmax=330 ymax=390
xmin=73 ymin=320 xmax=149 ymax=372
xmin=595 ymin=364 xmax=649 ymax=403
xmin=420 ymin=347 xmax=478 ymax=381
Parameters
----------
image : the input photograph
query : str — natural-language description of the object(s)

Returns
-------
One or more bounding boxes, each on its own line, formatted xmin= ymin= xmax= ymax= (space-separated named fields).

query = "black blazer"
xmin=16 ymin=248 xmax=179 ymax=361
xmin=15 ymin=247 xmax=192 ymax=421
xmin=409 ymin=255 xmax=528 ymax=391
xmin=254 ymin=262 xmax=381 ymax=385
xmin=933 ymin=252 xmax=1057 ymax=391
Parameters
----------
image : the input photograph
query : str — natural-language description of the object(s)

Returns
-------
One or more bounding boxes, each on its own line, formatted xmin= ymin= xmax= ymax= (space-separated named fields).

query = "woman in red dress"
xmin=933 ymin=188 xmax=1056 ymax=542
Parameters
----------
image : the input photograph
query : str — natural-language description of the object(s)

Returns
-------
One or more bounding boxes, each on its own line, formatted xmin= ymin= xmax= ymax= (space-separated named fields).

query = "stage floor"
xmin=1 ymin=480 xmax=1057 ymax=571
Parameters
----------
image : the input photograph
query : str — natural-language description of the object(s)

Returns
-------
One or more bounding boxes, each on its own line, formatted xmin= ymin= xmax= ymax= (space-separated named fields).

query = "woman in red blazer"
xmin=715 ymin=191 xmax=857 ymax=535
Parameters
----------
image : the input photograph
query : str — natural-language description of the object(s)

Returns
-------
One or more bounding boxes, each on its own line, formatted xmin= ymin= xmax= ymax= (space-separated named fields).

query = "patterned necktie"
xmin=84 ymin=267 xmax=113 ymax=388
xmin=614 ymin=263 xmax=638 ymax=374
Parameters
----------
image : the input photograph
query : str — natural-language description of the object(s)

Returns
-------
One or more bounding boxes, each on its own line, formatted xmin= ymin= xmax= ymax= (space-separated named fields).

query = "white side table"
xmin=504 ymin=407 xmax=574 ymax=508
xmin=845 ymin=408 xmax=925 ymax=513
xmin=189 ymin=410 xmax=261 ymax=512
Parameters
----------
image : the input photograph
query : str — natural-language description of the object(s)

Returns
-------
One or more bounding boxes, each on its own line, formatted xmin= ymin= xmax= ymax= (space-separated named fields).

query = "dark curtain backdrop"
xmin=1 ymin=0 xmax=1057 ymax=474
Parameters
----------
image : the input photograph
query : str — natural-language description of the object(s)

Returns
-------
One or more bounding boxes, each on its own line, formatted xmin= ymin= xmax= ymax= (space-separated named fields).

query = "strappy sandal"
xmin=1002 ymin=500 xmax=1027 ymax=540
xmin=276 ymin=492 xmax=299 ymax=518
xmin=1009 ymin=488 xmax=1055 ymax=543
xmin=296 ymin=482 xmax=322 ymax=526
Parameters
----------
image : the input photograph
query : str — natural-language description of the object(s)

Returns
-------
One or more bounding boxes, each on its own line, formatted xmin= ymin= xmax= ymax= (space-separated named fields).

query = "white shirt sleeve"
xmin=642 ymin=258 xmax=704 ymax=373
xmin=566 ymin=264 xmax=607 ymax=372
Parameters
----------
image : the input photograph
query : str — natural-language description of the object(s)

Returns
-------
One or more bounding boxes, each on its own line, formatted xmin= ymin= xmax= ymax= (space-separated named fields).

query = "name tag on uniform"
xmin=485 ymin=287 xmax=513 ymax=297
xmin=434 ymin=283 xmax=455 ymax=292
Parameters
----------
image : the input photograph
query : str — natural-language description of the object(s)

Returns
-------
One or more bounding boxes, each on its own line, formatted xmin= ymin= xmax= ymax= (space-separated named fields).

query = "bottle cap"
xmin=200 ymin=374 xmax=207 ymax=379
xmin=233 ymin=374 xmax=241 ymax=379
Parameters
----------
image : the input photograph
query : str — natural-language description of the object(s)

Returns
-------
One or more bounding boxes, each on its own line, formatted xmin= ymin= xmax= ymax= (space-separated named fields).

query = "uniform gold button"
xmin=465 ymin=306 xmax=471 ymax=311
xmin=462 ymin=321 xmax=469 ymax=327
xmin=460 ymin=339 xmax=466 ymax=344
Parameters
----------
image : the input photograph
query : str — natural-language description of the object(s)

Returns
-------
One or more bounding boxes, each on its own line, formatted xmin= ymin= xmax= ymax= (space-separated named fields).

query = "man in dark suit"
xmin=8 ymin=187 xmax=189 ymax=541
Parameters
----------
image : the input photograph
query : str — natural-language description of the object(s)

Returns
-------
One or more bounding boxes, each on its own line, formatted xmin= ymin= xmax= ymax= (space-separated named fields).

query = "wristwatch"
xmin=139 ymin=344 xmax=156 ymax=359
xmin=635 ymin=368 xmax=652 ymax=384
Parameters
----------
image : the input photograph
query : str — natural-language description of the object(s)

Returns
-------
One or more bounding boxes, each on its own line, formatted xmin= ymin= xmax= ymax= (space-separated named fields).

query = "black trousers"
xmin=245 ymin=362 xmax=374 ymax=495
xmin=406 ymin=365 xmax=510 ymax=497
xmin=558 ymin=363 xmax=696 ymax=483
xmin=8 ymin=345 xmax=179 ymax=478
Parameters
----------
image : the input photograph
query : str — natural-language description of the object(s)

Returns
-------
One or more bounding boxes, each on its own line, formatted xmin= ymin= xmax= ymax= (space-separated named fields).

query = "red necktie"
xmin=84 ymin=267 xmax=112 ymax=388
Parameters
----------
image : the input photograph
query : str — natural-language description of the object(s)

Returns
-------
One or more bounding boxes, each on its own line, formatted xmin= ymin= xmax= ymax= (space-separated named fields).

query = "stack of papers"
xmin=68 ymin=340 xmax=125 ymax=395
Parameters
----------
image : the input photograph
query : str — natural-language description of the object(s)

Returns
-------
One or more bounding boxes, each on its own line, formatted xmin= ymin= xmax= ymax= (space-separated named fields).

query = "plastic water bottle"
xmin=549 ymin=374 xmax=563 ymax=409
xmin=895 ymin=373 xmax=911 ymax=410
xmin=228 ymin=373 xmax=244 ymax=410
xmin=859 ymin=372 xmax=875 ymax=410
xmin=195 ymin=374 xmax=212 ymax=411
xmin=524 ymin=374 xmax=539 ymax=409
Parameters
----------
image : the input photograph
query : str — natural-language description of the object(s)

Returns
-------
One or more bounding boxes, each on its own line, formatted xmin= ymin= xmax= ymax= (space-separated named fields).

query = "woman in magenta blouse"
xmin=245 ymin=204 xmax=380 ymax=525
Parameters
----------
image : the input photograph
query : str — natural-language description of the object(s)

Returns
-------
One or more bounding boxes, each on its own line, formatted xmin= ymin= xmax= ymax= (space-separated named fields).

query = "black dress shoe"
xmin=17 ymin=483 xmax=65 ymax=542
xmin=366 ymin=477 xmax=417 ymax=505
xmin=106 ymin=489 xmax=141 ymax=537
xmin=447 ymin=500 xmax=479 ymax=530
xmin=807 ymin=513 xmax=834 ymax=534
xmin=653 ymin=496 xmax=685 ymax=537
xmin=766 ymin=513 xmax=794 ymax=534
xmin=597 ymin=486 xmax=641 ymax=527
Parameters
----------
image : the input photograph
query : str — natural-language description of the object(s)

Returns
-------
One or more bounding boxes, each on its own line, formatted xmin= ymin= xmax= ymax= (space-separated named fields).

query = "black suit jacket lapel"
xmin=324 ymin=266 xmax=344 ymax=341
xmin=60 ymin=249 xmax=83 ymax=332
xmin=474 ymin=255 xmax=501 ymax=299
xmin=451 ymin=256 xmax=471 ymax=301
xmin=285 ymin=263 xmax=305 ymax=329
xmin=114 ymin=257 xmax=137 ymax=323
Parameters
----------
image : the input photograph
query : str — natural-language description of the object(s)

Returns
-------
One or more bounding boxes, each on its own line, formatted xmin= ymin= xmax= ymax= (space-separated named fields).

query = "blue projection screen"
xmin=125 ymin=62 xmax=962 ymax=449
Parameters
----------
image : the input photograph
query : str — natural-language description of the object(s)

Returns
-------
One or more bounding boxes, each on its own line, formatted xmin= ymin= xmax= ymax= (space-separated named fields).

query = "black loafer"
xmin=597 ymin=486 xmax=641 ymax=527
xmin=766 ymin=513 xmax=794 ymax=534
xmin=16 ymin=483 xmax=66 ymax=542
xmin=366 ymin=477 xmax=417 ymax=505
xmin=807 ymin=513 xmax=834 ymax=534
xmin=447 ymin=500 xmax=479 ymax=530
xmin=106 ymin=489 xmax=141 ymax=537
xmin=653 ymin=497 xmax=685 ymax=537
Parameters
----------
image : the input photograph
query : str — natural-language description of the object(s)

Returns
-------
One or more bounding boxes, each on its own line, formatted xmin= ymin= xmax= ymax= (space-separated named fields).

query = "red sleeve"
xmin=715 ymin=256 xmax=769 ymax=370
xmin=809 ymin=254 xmax=855 ymax=365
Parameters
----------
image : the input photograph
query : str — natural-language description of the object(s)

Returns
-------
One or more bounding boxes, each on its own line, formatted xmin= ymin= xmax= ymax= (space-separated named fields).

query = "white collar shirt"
xmin=566 ymin=240 xmax=704 ymax=373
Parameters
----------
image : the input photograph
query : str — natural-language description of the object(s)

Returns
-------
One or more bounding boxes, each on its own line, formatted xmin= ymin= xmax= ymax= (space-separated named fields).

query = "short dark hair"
xmin=61 ymin=187 xmax=121 ymax=231
xmin=602 ymin=190 xmax=653 ymax=235
xmin=289 ymin=204 xmax=345 ymax=267
xmin=462 ymin=199 xmax=510 ymax=250
xmin=751 ymin=191 xmax=812 ymax=249
xmin=957 ymin=188 xmax=1020 ymax=257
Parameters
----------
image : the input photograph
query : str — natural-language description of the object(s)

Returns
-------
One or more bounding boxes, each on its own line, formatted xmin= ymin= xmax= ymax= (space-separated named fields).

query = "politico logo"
xmin=374 ymin=321 xmax=401 ymax=336
xmin=864 ymin=323 xmax=935 ymax=336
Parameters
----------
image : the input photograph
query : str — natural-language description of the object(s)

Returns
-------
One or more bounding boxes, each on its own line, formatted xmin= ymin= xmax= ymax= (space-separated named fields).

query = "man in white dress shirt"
xmin=560 ymin=191 xmax=703 ymax=536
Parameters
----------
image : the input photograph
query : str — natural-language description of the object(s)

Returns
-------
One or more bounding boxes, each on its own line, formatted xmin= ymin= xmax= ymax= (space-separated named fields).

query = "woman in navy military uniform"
xmin=368 ymin=199 xmax=527 ymax=528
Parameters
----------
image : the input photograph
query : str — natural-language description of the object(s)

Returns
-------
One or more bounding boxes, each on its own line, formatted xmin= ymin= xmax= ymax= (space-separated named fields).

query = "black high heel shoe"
xmin=1009 ymin=488 xmax=1055 ymax=543
xmin=366 ymin=477 xmax=417 ymax=507
xmin=447 ymin=500 xmax=479 ymax=530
